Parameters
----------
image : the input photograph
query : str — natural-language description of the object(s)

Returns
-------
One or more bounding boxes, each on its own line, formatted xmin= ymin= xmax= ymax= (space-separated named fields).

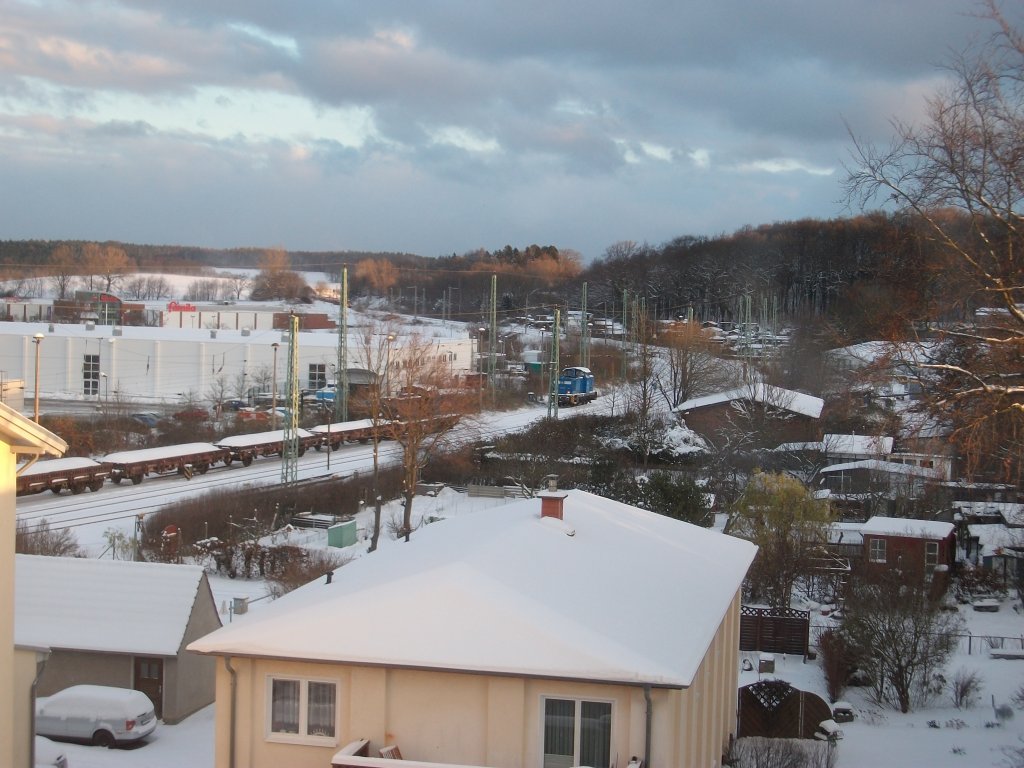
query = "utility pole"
xmin=336 ymin=264 xmax=349 ymax=422
xmin=281 ymin=314 xmax=300 ymax=485
xmin=489 ymin=274 xmax=497 ymax=403
xmin=580 ymin=282 xmax=589 ymax=369
xmin=547 ymin=308 xmax=560 ymax=420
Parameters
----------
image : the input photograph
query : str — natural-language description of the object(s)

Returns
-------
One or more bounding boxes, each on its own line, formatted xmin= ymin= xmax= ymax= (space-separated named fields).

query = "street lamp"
xmin=271 ymin=343 xmax=280 ymax=431
xmin=100 ymin=372 xmax=109 ymax=405
xmin=32 ymin=333 xmax=43 ymax=422
xmin=384 ymin=335 xmax=395 ymax=397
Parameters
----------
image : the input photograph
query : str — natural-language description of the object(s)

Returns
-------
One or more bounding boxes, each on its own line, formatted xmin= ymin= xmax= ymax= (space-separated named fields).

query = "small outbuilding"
xmin=860 ymin=516 xmax=956 ymax=592
xmin=15 ymin=555 xmax=221 ymax=723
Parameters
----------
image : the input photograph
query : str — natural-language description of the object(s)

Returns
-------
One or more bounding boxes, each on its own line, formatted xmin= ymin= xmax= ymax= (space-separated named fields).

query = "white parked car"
xmin=35 ymin=736 xmax=68 ymax=767
xmin=35 ymin=685 xmax=157 ymax=747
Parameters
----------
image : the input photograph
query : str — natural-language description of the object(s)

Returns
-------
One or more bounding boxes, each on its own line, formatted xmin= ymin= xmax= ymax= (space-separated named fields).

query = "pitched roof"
xmin=0 ymin=401 xmax=66 ymax=457
xmin=675 ymin=384 xmax=823 ymax=419
xmin=15 ymin=555 xmax=213 ymax=656
xmin=818 ymin=459 xmax=940 ymax=478
xmin=861 ymin=516 xmax=954 ymax=540
xmin=190 ymin=489 xmax=757 ymax=689
xmin=824 ymin=434 xmax=893 ymax=456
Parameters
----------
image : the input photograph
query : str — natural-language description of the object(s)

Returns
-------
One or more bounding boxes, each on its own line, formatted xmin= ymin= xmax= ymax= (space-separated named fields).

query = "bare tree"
xmin=16 ymin=518 xmax=82 ymax=557
xmin=222 ymin=273 xmax=251 ymax=301
xmin=845 ymin=1 xmax=1024 ymax=481
xmin=841 ymin=570 xmax=963 ymax=713
xmin=385 ymin=334 xmax=475 ymax=541
xmin=47 ymin=244 xmax=79 ymax=299
xmin=656 ymin=321 xmax=734 ymax=408
xmin=349 ymin=324 xmax=398 ymax=553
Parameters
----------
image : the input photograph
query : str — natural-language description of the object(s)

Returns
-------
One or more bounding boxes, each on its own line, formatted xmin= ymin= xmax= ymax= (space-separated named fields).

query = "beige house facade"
xmin=0 ymin=401 xmax=67 ymax=768
xmin=191 ymin=490 xmax=756 ymax=768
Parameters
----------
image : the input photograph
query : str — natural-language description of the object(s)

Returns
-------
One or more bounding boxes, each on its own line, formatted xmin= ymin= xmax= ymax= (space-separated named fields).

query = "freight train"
xmin=16 ymin=418 xmax=391 ymax=496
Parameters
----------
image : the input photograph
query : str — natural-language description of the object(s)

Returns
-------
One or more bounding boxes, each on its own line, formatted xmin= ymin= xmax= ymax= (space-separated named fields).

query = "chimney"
xmin=539 ymin=475 xmax=566 ymax=520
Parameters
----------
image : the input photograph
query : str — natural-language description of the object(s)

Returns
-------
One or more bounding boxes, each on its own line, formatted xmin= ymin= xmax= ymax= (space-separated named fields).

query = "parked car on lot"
xmin=130 ymin=412 xmax=161 ymax=428
xmin=35 ymin=685 xmax=157 ymax=748
xmin=35 ymin=736 xmax=68 ymax=767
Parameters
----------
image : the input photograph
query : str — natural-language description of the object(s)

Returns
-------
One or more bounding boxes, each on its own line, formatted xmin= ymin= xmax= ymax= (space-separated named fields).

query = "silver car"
xmin=35 ymin=685 xmax=157 ymax=747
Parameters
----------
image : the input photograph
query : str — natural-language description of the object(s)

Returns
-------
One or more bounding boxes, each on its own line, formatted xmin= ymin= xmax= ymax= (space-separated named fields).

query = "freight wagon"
xmin=102 ymin=443 xmax=231 ymax=484
xmin=215 ymin=429 xmax=320 ymax=466
xmin=17 ymin=457 xmax=112 ymax=496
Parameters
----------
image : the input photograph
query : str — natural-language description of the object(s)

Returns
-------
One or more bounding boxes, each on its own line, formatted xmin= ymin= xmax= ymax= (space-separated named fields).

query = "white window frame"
xmin=540 ymin=695 xmax=614 ymax=768
xmin=925 ymin=541 xmax=939 ymax=573
xmin=265 ymin=676 xmax=339 ymax=746
xmin=869 ymin=538 xmax=886 ymax=563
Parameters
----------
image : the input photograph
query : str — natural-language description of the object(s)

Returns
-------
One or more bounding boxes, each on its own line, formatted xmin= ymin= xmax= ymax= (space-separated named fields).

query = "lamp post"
xmin=100 ymin=373 xmax=109 ymax=406
xmin=271 ymin=343 xmax=280 ymax=431
xmin=32 ymin=332 xmax=43 ymax=422
xmin=384 ymin=334 xmax=395 ymax=397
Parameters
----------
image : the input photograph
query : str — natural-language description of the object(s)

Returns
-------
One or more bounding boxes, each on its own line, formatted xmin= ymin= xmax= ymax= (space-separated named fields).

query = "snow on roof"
xmin=827 ymin=522 xmax=864 ymax=546
xmin=190 ymin=489 xmax=757 ymax=688
xmin=0 ymin=401 xmax=67 ymax=457
xmin=861 ymin=516 xmax=954 ymax=540
xmin=953 ymin=500 xmax=1024 ymax=522
xmin=15 ymin=555 xmax=211 ymax=656
xmin=966 ymin=524 xmax=1021 ymax=557
xmin=817 ymin=459 xmax=940 ymax=478
xmin=102 ymin=442 xmax=224 ymax=463
xmin=823 ymin=434 xmax=893 ymax=456
xmin=675 ymin=384 xmax=823 ymax=419
xmin=771 ymin=441 xmax=822 ymax=452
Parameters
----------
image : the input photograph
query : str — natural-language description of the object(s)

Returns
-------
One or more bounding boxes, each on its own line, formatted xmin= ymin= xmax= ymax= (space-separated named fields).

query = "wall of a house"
xmin=13 ymin=647 xmax=46 ymax=768
xmin=165 ymin=576 xmax=221 ymax=724
xmin=36 ymin=649 xmax=132 ymax=694
xmin=207 ymin=592 xmax=744 ymax=768
xmin=2 ymin=443 xmax=17 ymax=768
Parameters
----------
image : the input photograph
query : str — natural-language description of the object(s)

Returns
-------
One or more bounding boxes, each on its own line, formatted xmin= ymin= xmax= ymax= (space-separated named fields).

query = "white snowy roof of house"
xmin=15 ymin=555 xmax=212 ymax=656
xmin=966 ymin=524 xmax=1021 ymax=557
xmin=823 ymin=434 xmax=893 ymax=456
xmin=675 ymin=384 xmax=823 ymax=419
xmin=861 ymin=516 xmax=954 ymax=540
xmin=190 ymin=489 xmax=757 ymax=689
xmin=818 ymin=459 xmax=940 ymax=479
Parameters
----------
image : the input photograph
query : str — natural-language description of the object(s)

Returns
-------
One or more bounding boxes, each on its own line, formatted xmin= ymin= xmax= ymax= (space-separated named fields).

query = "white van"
xmin=35 ymin=685 xmax=157 ymax=747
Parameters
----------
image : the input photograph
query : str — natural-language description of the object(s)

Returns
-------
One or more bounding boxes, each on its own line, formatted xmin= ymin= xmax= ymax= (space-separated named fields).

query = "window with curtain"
xmin=268 ymin=677 xmax=337 ymax=741
xmin=543 ymin=697 xmax=612 ymax=768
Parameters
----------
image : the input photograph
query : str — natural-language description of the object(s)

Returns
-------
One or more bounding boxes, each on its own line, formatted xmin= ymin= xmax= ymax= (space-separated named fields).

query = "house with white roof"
xmin=15 ymin=555 xmax=221 ymax=723
xmin=860 ymin=515 xmax=956 ymax=592
xmin=189 ymin=489 xmax=757 ymax=768
xmin=0 ymin=402 xmax=67 ymax=768
xmin=673 ymin=384 xmax=824 ymax=450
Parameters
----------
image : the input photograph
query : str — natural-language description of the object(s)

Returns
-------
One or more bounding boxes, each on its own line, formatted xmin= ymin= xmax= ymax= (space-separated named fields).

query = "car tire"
xmin=92 ymin=729 xmax=116 ymax=748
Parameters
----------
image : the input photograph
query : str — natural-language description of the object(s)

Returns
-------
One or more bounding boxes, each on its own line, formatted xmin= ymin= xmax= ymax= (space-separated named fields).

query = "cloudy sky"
xmin=0 ymin=0 xmax=1016 ymax=261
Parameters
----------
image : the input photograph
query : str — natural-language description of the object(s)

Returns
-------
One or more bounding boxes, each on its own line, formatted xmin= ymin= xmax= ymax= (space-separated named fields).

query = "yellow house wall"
xmin=2 ymin=445 xmax=17 ymax=768
xmin=209 ymin=588 xmax=743 ymax=768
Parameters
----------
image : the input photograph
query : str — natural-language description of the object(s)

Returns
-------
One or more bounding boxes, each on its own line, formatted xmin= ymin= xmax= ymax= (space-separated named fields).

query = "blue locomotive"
xmin=557 ymin=366 xmax=597 ymax=406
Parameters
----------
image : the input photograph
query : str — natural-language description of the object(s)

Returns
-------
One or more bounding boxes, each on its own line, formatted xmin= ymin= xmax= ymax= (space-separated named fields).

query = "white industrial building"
xmin=0 ymin=319 xmax=475 ymax=413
